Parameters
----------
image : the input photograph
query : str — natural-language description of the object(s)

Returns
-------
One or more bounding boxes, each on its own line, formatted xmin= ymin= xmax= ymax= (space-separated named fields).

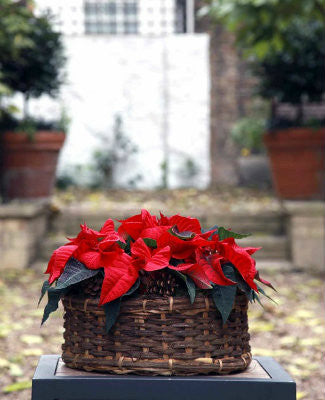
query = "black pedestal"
xmin=31 ymin=355 xmax=296 ymax=400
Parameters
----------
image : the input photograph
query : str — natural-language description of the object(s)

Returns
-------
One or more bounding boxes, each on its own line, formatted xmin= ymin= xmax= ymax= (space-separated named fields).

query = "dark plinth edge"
xmin=32 ymin=355 xmax=296 ymax=400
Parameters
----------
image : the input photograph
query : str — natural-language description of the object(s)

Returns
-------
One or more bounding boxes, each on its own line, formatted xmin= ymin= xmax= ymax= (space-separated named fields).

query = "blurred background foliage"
xmin=203 ymin=0 xmax=325 ymax=127
xmin=202 ymin=0 xmax=324 ymax=59
xmin=0 ymin=0 xmax=65 ymax=130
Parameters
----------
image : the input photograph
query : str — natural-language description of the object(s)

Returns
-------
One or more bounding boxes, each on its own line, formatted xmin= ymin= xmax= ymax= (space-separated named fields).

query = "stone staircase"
xmin=38 ymin=206 xmax=292 ymax=271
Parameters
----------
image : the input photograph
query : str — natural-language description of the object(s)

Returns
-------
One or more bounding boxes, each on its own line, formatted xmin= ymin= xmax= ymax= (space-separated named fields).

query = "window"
xmin=84 ymin=0 xmax=138 ymax=35
xmin=175 ymin=0 xmax=186 ymax=33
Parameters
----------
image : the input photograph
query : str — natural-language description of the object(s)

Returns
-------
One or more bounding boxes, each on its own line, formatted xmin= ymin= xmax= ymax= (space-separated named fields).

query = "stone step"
xmin=254 ymin=259 xmax=293 ymax=273
xmin=38 ymin=233 xmax=289 ymax=262
xmin=239 ymin=235 xmax=289 ymax=260
xmin=49 ymin=207 xmax=287 ymax=236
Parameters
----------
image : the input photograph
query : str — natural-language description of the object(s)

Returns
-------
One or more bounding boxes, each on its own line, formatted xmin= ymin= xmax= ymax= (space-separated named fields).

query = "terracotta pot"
xmin=264 ymin=127 xmax=325 ymax=200
xmin=0 ymin=131 xmax=65 ymax=200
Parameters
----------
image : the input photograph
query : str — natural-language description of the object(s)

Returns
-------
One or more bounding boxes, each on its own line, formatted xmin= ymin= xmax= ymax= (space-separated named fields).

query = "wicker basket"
xmin=61 ymin=291 xmax=251 ymax=376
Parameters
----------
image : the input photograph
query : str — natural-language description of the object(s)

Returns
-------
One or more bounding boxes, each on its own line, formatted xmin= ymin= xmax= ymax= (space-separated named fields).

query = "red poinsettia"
xmin=44 ymin=209 xmax=272 ymax=308
xmin=46 ymin=220 xmax=122 ymax=284
xmin=212 ymin=236 xmax=261 ymax=291
xmin=131 ymin=238 xmax=170 ymax=271
xmin=41 ymin=209 xmax=277 ymax=332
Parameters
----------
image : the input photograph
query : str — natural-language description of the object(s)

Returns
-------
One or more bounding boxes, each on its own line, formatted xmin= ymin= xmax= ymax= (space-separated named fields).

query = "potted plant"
xmin=40 ymin=210 xmax=275 ymax=375
xmin=204 ymin=1 xmax=325 ymax=199
xmin=257 ymin=20 xmax=325 ymax=199
xmin=0 ymin=1 xmax=66 ymax=200
xmin=230 ymin=103 xmax=272 ymax=188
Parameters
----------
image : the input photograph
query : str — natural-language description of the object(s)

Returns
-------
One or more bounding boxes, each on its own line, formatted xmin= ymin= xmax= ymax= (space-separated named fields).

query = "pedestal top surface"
xmin=55 ymin=358 xmax=270 ymax=379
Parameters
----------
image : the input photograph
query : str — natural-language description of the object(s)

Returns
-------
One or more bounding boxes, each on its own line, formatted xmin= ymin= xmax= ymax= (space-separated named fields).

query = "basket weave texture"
xmin=62 ymin=292 xmax=251 ymax=376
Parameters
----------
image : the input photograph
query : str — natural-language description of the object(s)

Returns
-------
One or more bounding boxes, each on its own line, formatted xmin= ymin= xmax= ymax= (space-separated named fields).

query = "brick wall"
xmin=195 ymin=2 xmax=255 ymax=186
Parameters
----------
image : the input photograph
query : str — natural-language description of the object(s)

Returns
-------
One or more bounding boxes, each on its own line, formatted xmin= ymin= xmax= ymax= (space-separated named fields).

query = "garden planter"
xmin=238 ymin=155 xmax=272 ymax=189
xmin=40 ymin=210 xmax=274 ymax=378
xmin=264 ymin=128 xmax=325 ymax=199
xmin=62 ymin=288 xmax=251 ymax=376
xmin=0 ymin=131 xmax=65 ymax=200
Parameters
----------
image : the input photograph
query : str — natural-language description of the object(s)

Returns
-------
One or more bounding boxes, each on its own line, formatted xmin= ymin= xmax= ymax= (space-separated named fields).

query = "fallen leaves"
xmin=22 ymin=348 xmax=43 ymax=357
xmin=0 ymin=259 xmax=324 ymax=400
xmin=2 ymin=381 xmax=32 ymax=393
xmin=20 ymin=335 xmax=43 ymax=345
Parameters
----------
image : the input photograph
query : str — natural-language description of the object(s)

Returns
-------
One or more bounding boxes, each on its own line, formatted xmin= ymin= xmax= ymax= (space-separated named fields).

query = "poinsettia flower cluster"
xmin=46 ymin=209 xmax=269 ymax=306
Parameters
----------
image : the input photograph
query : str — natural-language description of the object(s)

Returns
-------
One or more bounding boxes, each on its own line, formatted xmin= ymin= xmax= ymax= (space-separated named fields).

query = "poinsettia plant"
xmin=39 ymin=210 xmax=275 ymax=331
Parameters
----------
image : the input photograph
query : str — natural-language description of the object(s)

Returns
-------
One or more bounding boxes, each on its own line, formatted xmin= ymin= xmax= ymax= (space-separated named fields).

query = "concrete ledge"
xmin=0 ymin=201 xmax=50 ymax=269
xmin=284 ymin=201 xmax=325 ymax=272
xmin=0 ymin=200 xmax=50 ymax=218
xmin=284 ymin=201 xmax=325 ymax=216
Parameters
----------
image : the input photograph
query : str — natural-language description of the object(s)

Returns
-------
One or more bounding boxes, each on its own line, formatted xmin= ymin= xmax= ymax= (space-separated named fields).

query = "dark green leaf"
xmin=118 ymin=237 xmax=132 ymax=251
xmin=169 ymin=225 xmax=195 ymax=241
xmin=211 ymin=284 xmax=237 ymax=324
xmin=218 ymin=227 xmax=251 ymax=240
xmin=257 ymin=284 xmax=278 ymax=304
xmin=123 ymin=279 xmax=140 ymax=297
xmin=117 ymin=240 xmax=126 ymax=250
xmin=221 ymin=263 xmax=255 ymax=302
xmin=103 ymin=298 xmax=121 ymax=333
xmin=174 ymin=271 xmax=196 ymax=304
xmin=55 ymin=258 xmax=100 ymax=290
xmin=169 ymin=258 xmax=184 ymax=267
xmin=252 ymin=291 xmax=264 ymax=308
xmin=225 ymin=263 xmax=254 ymax=302
xmin=38 ymin=280 xmax=50 ymax=306
xmin=221 ymin=263 xmax=237 ymax=281
xmin=41 ymin=288 xmax=62 ymax=325
xmin=142 ymin=238 xmax=157 ymax=248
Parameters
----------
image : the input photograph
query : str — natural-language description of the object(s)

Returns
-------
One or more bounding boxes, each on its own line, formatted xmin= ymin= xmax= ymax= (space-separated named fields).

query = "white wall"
xmin=29 ymin=34 xmax=210 ymax=189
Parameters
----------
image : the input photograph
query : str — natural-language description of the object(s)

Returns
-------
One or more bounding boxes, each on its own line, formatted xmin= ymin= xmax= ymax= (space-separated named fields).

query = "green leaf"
xmin=2 ymin=380 xmax=32 ymax=393
xmin=211 ymin=284 xmax=237 ymax=324
xmin=103 ymin=298 xmax=121 ymax=333
xmin=117 ymin=240 xmax=127 ymax=250
xmin=218 ymin=227 xmax=251 ymax=240
xmin=117 ymin=237 xmax=133 ymax=251
xmin=142 ymin=238 xmax=157 ymax=248
xmin=169 ymin=258 xmax=184 ymax=267
xmin=41 ymin=288 xmax=62 ymax=325
xmin=169 ymin=225 xmax=196 ymax=240
xmin=38 ymin=280 xmax=50 ymax=306
xmin=226 ymin=264 xmax=254 ymax=302
xmin=221 ymin=263 xmax=237 ymax=281
xmin=55 ymin=258 xmax=100 ymax=290
xmin=123 ymin=278 xmax=140 ymax=297
xmin=173 ymin=271 xmax=196 ymax=304
xmin=102 ymin=279 xmax=140 ymax=333
xmin=252 ymin=291 xmax=264 ymax=308
xmin=257 ymin=284 xmax=278 ymax=304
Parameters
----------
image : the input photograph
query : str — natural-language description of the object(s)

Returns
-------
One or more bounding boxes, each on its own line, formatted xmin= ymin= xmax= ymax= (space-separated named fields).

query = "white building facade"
xmin=32 ymin=0 xmax=210 ymax=189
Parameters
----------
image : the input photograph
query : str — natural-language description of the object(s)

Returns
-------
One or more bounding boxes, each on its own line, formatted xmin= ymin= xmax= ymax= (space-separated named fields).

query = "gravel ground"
xmin=0 ymin=264 xmax=324 ymax=400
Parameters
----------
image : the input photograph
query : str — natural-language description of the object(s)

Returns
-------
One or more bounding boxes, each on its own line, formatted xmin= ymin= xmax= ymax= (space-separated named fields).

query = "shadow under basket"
xmin=62 ymin=292 xmax=251 ymax=376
